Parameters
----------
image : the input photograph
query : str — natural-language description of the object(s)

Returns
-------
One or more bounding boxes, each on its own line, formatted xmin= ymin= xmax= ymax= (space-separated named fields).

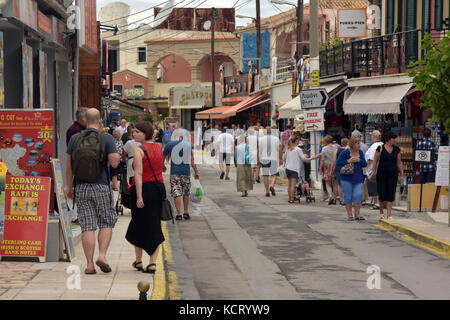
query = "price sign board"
xmin=0 ymin=176 xmax=51 ymax=261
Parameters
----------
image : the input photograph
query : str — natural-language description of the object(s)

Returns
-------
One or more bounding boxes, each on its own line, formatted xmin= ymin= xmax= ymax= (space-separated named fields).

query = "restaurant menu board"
xmin=0 ymin=110 xmax=55 ymax=178
xmin=52 ymin=159 xmax=75 ymax=261
xmin=0 ymin=176 xmax=51 ymax=260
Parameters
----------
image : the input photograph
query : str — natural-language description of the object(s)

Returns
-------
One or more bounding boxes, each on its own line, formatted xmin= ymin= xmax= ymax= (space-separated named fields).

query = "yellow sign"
xmin=0 ymin=161 xmax=7 ymax=176
xmin=311 ymin=70 xmax=320 ymax=87
xmin=10 ymin=197 xmax=39 ymax=216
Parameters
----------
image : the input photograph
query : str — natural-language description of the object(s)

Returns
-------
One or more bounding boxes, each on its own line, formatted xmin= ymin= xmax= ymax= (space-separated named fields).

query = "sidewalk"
xmin=275 ymin=176 xmax=450 ymax=260
xmin=0 ymin=194 xmax=171 ymax=300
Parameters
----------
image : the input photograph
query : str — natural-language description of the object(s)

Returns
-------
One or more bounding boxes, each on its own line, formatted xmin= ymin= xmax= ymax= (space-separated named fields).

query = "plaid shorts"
xmin=75 ymin=183 xmax=118 ymax=232
xmin=170 ymin=175 xmax=191 ymax=198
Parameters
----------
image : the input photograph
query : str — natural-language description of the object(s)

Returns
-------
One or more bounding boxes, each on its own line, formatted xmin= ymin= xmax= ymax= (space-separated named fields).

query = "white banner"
xmin=436 ymin=146 xmax=449 ymax=186
xmin=338 ymin=9 xmax=367 ymax=38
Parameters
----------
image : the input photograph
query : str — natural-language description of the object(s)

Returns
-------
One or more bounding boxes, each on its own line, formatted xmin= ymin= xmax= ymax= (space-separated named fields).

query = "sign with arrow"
xmin=304 ymin=109 xmax=325 ymax=132
xmin=300 ymin=88 xmax=329 ymax=109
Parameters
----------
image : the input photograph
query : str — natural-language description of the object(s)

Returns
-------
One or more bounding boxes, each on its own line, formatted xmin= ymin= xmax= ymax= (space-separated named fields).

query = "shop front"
xmin=343 ymin=74 xmax=448 ymax=210
xmin=171 ymin=82 xmax=222 ymax=131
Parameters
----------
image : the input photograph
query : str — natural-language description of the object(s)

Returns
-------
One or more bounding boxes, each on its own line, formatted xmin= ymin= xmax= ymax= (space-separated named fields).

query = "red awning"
xmin=195 ymin=93 xmax=269 ymax=120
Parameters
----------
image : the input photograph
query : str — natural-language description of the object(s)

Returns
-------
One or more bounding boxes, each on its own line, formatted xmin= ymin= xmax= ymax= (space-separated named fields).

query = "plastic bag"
xmin=278 ymin=165 xmax=287 ymax=179
xmin=190 ymin=179 xmax=203 ymax=203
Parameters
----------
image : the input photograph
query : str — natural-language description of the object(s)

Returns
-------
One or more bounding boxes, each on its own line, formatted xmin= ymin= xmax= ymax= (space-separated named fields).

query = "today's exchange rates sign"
xmin=0 ymin=176 xmax=51 ymax=260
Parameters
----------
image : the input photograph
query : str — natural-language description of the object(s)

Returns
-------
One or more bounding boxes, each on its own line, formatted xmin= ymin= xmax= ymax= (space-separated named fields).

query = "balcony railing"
xmin=275 ymin=58 xmax=295 ymax=82
xmin=319 ymin=29 xmax=448 ymax=78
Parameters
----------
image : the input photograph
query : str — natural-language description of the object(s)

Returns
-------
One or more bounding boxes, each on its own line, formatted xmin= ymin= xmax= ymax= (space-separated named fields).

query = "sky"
xmin=97 ymin=0 xmax=308 ymax=29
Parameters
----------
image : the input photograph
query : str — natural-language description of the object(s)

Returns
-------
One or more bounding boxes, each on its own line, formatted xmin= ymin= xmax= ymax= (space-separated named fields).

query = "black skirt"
xmin=376 ymin=172 xmax=398 ymax=202
xmin=125 ymin=182 xmax=165 ymax=256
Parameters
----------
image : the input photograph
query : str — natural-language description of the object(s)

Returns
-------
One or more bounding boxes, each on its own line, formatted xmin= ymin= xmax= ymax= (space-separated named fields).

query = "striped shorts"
xmin=75 ymin=183 xmax=118 ymax=232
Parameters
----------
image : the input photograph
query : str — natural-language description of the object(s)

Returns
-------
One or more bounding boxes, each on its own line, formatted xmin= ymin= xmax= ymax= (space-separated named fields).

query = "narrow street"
xmin=168 ymin=164 xmax=450 ymax=300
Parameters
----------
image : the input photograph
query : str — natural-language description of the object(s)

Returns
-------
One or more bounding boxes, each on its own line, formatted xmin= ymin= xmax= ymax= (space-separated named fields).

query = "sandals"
xmin=347 ymin=216 xmax=354 ymax=221
xmin=143 ymin=264 xmax=156 ymax=274
xmin=355 ymin=216 xmax=365 ymax=221
xmin=270 ymin=186 xmax=276 ymax=196
xmin=132 ymin=261 xmax=143 ymax=271
xmin=85 ymin=268 xmax=96 ymax=275
xmin=96 ymin=260 xmax=112 ymax=273
xmin=176 ymin=215 xmax=183 ymax=221
xmin=183 ymin=213 xmax=191 ymax=220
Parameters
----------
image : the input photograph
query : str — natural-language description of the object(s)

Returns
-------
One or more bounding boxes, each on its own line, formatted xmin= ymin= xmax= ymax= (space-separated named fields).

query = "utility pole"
xmin=296 ymin=0 xmax=303 ymax=62
xmin=211 ymin=7 xmax=216 ymax=109
xmin=256 ymin=0 xmax=262 ymax=74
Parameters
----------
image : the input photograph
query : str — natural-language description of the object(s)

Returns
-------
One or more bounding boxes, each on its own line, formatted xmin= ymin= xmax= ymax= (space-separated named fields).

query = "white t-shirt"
xmin=259 ymin=135 xmax=280 ymax=161
xmin=123 ymin=139 xmax=141 ymax=178
xmin=285 ymin=147 xmax=308 ymax=174
xmin=118 ymin=125 xmax=127 ymax=138
xmin=248 ymin=134 xmax=258 ymax=165
xmin=217 ymin=132 xmax=234 ymax=154
xmin=365 ymin=141 xmax=383 ymax=177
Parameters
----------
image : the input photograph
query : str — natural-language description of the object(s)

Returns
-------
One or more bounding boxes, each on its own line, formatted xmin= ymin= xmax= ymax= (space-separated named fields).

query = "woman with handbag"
xmin=235 ymin=135 xmax=253 ymax=197
xmin=125 ymin=121 xmax=166 ymax=274
xmin=336 ymin=136 xmax=367 ymax=221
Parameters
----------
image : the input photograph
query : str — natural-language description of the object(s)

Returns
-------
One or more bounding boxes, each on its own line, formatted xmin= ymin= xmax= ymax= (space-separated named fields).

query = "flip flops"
xmin=96 ymin=260 xmax=112 ymax=273
xmin=85 ymin=268 xmax=96 ymax=275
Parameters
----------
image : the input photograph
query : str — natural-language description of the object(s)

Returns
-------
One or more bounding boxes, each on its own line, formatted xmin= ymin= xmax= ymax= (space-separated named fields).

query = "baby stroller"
xmin=115 ymin=162 xmax=130 ymax=216
xmin=294 ymin=163 xmax=315 ymax=203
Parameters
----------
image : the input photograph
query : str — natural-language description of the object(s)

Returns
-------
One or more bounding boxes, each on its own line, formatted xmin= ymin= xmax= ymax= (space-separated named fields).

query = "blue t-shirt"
xmin=336 ymin=149 xmax=367 ymax=184
xmin=163 ymin=130 xmax=173 ymax=144
xmin=163 ymin=140 xmax=192 ymax=176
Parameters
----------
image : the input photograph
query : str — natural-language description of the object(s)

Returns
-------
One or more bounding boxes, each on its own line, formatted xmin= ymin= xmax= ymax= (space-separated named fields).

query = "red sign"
xmin=0 ymin=176 xmax=51 ymax=259
xmin=0 ymin=110 xmax=55 ymax=178
xmin=38 ymin=10 xmax=52 ymax=36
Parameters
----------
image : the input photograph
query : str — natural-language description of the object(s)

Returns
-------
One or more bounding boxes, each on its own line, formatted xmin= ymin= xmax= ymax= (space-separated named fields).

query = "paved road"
xmin=168 ymin=164 xmax=450 ymax=300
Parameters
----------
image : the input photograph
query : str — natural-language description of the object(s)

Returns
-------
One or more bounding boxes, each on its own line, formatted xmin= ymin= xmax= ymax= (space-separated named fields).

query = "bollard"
xmin=138 ymin=281 xmax=150 ymax=300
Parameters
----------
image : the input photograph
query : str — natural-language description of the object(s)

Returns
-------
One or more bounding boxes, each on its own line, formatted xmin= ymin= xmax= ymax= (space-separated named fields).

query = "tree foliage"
xmin=408 ymin=32 xmax=450 ymax=133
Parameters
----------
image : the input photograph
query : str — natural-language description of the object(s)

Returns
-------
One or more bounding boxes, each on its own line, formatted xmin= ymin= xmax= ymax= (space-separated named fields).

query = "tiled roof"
xmin=145 ymin=34 xmax=236 ymax=43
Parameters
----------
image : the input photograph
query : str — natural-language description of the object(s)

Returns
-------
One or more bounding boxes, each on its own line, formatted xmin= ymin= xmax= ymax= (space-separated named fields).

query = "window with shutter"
xmin=422 ymin=0 xmax=431 ymax=31
xmin=434 ymin=0 xmax=443 ymax=29
xmin=405 ymin=0 xmax=418 ymax=65
xmin=387 ymin=0 xmax=395 ymax=33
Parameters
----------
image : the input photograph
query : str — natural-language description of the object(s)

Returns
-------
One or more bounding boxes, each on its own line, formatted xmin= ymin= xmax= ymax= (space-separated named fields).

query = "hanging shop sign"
xmin=0 ymin=110 xmax=55 ymax=178
xmin=0 ymin=176 xmax=51 ymax=261
xmin=337 ymin=9 xmax=367 ymax=39
xmin=52 ymin=159 xmax=75 ymax=261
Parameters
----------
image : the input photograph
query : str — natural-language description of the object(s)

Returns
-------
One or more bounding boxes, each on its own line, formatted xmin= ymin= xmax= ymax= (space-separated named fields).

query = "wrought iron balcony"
xmin=319 ymin=29 xmax=448 ymax=78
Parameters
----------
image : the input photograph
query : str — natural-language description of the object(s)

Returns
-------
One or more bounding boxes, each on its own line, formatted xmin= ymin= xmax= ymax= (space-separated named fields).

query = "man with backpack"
xmin=65 ymin=108 xmax=120 ymax=275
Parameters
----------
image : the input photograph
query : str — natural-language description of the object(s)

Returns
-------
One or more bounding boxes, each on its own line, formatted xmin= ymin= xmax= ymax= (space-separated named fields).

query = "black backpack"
xmin=71 ymin=129 xmax=106 ymax=183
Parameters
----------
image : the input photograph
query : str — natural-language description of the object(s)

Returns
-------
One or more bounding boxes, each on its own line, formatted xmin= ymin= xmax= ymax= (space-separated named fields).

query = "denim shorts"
xmin=340 ymin=180 xmax=363 ymax=205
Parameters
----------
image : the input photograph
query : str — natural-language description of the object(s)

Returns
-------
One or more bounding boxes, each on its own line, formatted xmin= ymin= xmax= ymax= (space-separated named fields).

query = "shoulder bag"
xmin=340 ymin=151 xmax=354 ymax=175
xmin=139 ymin=145 xmax=174 ymax=224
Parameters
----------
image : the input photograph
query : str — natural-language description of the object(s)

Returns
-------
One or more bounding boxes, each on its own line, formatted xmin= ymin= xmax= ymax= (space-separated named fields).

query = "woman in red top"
xmin=126 ymin=121 xmax=166 ymax=274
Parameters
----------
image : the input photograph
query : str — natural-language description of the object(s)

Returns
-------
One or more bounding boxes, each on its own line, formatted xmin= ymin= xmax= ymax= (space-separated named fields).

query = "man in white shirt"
xmin=217 ymin=127 xmax=235 ymax=180
xmin=259 ymin=127 xmax=282 ymax=197
xmin=118 ymin=119 xmax=127 ymax=138
xmin=365 ymin=130 xmax=383 ymax=210
xmin=248 ymin=127 xmax=260 ymax=183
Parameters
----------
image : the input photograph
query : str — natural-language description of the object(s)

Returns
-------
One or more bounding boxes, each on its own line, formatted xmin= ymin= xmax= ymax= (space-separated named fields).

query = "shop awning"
xmin=171 ymin=105 xmax=204 ymax=109
xmin=195 ymin=93 xmax=268 ymax=120
xmin=343 ymin=83 xmax=414 ymax=115
xmin=278 ymin=96 xmax=301 ymax=119
xmin=319 ymin=81 xmax=347 ymax=99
